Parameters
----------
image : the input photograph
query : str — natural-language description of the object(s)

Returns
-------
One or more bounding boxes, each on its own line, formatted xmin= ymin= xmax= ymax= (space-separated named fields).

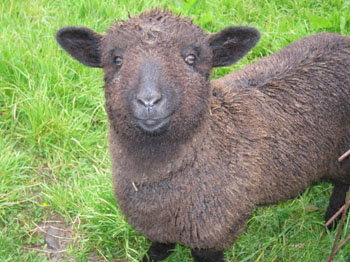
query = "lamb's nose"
xmin=136 ymin=90 xmax=162 ymax=108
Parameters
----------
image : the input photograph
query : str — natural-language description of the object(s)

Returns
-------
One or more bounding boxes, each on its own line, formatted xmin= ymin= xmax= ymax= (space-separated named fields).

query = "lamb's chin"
xmin=135 ymin=117 xmax=170 ymax=136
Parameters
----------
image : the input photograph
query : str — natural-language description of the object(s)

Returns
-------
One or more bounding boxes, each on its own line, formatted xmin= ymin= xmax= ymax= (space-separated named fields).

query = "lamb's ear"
xmin=209 ymin=26 xmax=260 ymax=67
xmin=56 ymin=27 xmax=103 ymax=68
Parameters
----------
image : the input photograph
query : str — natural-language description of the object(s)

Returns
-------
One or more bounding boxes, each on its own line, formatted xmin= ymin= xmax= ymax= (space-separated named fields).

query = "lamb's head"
xmin=56 ymin=9 xmax=259 ymax=141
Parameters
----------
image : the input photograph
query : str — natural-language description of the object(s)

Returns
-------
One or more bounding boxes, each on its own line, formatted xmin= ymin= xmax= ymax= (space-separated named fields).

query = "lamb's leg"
xmin=191 ymin=248 xmax=224 ymax=262
xmin=142 ymin=242 xmax=175 ymax=262
xmin=325 ymin=182 xmax=349 ymax=230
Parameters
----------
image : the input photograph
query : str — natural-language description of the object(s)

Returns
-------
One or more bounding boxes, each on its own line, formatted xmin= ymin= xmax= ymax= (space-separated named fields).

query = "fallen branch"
xmin=325 ymin=204 xmax=346 ymax=229
xmin=326 ymin=186 xmax=350 ymax=262
xmin=325 ymin=148 xmax=350 ymax=261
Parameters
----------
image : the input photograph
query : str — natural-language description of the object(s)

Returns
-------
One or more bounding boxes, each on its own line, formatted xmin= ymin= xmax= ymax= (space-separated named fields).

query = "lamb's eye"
xmin=114 ymin=56 xmax=123 ymax=66
xmin=185 ymin=54 xmax=196 ymax=65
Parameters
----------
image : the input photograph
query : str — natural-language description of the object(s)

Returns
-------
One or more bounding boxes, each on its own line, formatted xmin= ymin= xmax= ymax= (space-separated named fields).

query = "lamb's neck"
xmin=109 ymin=118 xmax=210 ymax=185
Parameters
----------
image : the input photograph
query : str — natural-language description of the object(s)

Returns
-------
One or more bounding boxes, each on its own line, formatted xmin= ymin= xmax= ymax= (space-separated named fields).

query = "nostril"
xmin=152 ymin=96 xmax=162 ymax=105
xmin=137 ymin=98 xmax=146 ymax=106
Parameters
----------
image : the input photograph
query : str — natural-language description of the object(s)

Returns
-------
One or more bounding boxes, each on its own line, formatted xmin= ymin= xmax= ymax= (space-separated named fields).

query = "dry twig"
xmin=338 ymin=149 xmax=350 ymax=162
xmin=325 ymin=148 xmax=350 ymax=262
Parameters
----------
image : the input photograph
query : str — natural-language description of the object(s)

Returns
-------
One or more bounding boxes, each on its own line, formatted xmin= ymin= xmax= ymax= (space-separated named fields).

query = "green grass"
xmin=1 ymin=0 xmax=350 ymax=261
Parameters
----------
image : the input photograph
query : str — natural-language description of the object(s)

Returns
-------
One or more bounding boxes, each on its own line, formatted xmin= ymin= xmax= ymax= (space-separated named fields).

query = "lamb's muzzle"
xmin=131 ymin=60 xmax=172 ymax=134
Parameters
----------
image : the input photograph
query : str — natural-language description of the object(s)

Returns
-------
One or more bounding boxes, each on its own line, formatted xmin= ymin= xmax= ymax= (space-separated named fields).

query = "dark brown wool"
xmin=56 ymin=9 xmax=350 ymax=261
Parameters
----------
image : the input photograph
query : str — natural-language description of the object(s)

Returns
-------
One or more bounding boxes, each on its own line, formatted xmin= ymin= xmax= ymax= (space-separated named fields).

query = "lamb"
xmin=55 ymin=9 xmax=350 ymax=262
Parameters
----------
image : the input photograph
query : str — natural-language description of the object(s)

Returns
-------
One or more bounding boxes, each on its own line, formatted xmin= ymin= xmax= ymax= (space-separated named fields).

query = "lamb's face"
xmin=55 ymin=9 xmax=260 ymax=141
xmin=101 ymin=12 xmax=213 ymax=138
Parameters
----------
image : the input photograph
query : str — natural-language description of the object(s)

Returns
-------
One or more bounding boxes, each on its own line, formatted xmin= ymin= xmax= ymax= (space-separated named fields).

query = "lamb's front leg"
xmin=142 ymin=242 xmax=175 ymax=262
xmin=191 ymin=248 xmax=224 ymax=262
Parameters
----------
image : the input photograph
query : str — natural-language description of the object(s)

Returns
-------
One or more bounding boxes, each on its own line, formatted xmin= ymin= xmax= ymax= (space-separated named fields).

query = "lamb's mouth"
xmin=135 ymin=116 xmax=170 ymax=135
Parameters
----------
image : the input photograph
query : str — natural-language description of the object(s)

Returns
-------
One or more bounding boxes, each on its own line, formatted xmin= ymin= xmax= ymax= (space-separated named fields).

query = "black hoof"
xmin=142 ymin=242 xmax=175 ymax=262
xmin=191 ymin=248 xmax=224 ymax=262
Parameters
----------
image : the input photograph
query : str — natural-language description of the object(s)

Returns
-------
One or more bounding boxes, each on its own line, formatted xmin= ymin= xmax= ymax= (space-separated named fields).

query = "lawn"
xmin=1 ymin=0 xmax=350 ymax=261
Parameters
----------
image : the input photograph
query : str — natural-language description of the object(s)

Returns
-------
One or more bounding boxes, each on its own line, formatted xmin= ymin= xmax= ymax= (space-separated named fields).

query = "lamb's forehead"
xmin=102 ymin=9 xmax=208 ymax=52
